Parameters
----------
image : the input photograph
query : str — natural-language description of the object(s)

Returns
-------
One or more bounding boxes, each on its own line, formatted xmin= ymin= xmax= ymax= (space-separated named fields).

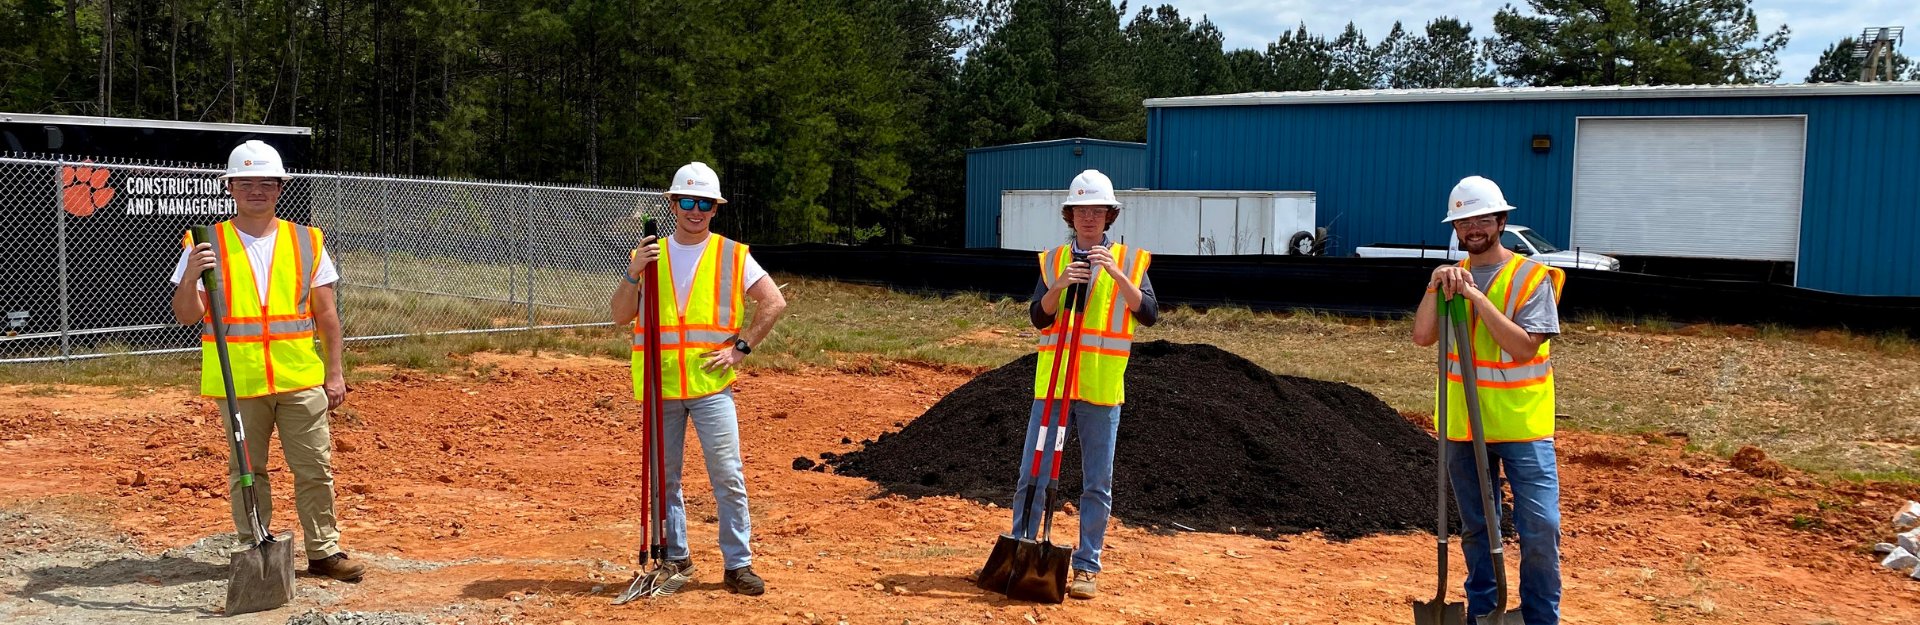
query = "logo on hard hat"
xmin=1076 ymin=190 xmax=1084 ymax=195
xmin=244 ymin=160 xmax=253 ymax=167
xmin=686 ymin=179 xmax=693 ymax=185
xmin=1454 ymin=201 xmax=1462 ymax=208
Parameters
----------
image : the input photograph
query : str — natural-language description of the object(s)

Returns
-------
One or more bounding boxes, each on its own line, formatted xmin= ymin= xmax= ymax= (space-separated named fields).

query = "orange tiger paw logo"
xmin=61 ymin=163 xmax=114 ymax=217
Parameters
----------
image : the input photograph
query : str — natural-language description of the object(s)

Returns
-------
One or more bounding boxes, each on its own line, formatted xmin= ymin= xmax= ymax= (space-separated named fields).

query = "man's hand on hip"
xmin=700 ymin=346 xmax=745 ymax=372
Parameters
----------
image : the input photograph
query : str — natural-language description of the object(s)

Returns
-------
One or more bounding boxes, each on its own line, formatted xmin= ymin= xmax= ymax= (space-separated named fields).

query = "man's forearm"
xmin=171 ymin=280 xmax=205 ymax=325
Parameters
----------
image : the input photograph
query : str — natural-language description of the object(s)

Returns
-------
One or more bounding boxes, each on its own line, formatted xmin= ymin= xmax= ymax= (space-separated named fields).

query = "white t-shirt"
xmin=171 ymin=223 xmax=339 ymax=306
xmin=665 ymin=234 xmax=767 ymax=311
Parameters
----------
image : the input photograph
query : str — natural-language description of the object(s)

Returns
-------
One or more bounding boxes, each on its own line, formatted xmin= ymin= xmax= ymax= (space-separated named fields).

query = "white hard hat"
xmin=1443 ymin=175 xmax=1515 ymax=223
xmin=667 ymin=162 xmax=726 ymax=202
xmin=1062 ymin=170 xmax=1120 ymax=207
xmin=221 ymin=140 xmax=291 ymax=179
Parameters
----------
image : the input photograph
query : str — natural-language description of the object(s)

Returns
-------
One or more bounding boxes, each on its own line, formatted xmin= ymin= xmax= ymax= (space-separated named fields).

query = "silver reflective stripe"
xmin=1036 ymin=333 xmax=1132 ymax=352
xmin=1447 ymin=358 xmax=1553 ymax=384
xmin=293 ymin=225 xmax=317 ymax=315
xmin=1107 ymin=247 xmax=1139 ymax=331
xmin=716 ymin=239 xmax=738 ymax=328
xmin=268 ymin=319 xmax=314 ymax=335
xmin=1041 ymin=248 xmax=1063 ymax=281
xmin=209 ymin=321 xmax=265 ymax=337
xmin=685 ymin=330 xmax=733 ymax=345
xmin=1496 ymin=259 xmax=1543 ymax=363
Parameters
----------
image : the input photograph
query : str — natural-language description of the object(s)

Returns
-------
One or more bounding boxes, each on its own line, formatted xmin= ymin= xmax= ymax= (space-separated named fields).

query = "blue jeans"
xmin=1448 ymin=439 xmax=1562 ymax=625
xmin=660 ymin=389 xmax=753 ymax=570
xmin=1010 ymin=399 xmax=1120 ymax=573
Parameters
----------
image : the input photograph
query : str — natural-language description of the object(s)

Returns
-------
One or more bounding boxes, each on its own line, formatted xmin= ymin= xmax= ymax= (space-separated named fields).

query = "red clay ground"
xmin=3 ymin=352 xmax=1919 ymax=624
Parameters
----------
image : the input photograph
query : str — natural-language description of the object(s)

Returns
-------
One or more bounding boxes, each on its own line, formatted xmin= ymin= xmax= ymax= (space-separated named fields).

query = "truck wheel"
xmin=1287 ymin=231 xmax=1314 ymax=256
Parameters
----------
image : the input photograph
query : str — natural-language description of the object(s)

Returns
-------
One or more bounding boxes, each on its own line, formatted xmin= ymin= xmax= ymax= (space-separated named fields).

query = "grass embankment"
xmin=5 ymin=274 xmax=1918 ymax=479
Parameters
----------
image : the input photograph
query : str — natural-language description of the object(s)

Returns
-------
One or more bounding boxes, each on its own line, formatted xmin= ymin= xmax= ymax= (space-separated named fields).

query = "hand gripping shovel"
xmin=1446 ymin=295 xmax=1524 ymax=625
xmin=191 ymin=225 xmax=296 ymax=616
xmin=978 ymin=266 xmax=1090 ymax=599
xmin=1413 ymin=295 xmax=1466 ymax=625
xmin=617 ymin=218 xmax=686 ymax=604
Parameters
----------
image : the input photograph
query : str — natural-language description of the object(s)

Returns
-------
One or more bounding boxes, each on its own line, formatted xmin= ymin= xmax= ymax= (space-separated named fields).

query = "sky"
xmin=1147 ymin=0 xmax=1919 ymax=83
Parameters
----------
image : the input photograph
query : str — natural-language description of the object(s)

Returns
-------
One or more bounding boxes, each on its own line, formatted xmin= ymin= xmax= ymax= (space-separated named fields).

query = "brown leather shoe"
xmin=308 ymin=553 xmax=365 ymax=581
xmin=1067 ymin=569 xmax=1097 ymax=599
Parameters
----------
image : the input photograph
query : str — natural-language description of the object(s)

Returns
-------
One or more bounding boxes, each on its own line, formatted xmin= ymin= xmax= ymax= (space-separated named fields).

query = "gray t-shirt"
xmin=1469 ymin=261 xmax=1560 ymax=338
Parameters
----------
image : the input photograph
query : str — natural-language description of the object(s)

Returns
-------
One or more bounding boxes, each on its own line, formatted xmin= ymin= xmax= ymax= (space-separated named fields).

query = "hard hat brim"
xmin=667 ymin=190 xmax=727 ymax=203
xmin=1061 ymin=199 xmax=1121 ymax=207
xmin=219 ymin=172 xmax=293 ymax=180
xmin=1441 ymin=204 xmax=1514 ymax=223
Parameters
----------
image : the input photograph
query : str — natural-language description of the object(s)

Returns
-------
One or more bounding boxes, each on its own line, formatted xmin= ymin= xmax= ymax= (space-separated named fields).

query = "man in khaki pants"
xmin=169 ymin=140 xmax=363 ymax=581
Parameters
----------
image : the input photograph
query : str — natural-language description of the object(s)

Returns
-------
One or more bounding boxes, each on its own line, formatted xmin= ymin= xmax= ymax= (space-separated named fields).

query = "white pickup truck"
xmin=1354 ymin=225 xmax=1619 ymax=271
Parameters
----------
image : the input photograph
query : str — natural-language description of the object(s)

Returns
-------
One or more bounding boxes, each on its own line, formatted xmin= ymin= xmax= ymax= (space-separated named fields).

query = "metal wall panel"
xmin=964 ymin=139 xmax=1148 ymax=248
xmin=1147 ymin=94 xmax=1920 ymax=296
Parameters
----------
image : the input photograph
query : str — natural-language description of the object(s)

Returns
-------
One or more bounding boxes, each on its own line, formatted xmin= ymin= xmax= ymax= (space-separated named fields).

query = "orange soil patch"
xmin=3 ymin=354 xmax=1919 ymax=624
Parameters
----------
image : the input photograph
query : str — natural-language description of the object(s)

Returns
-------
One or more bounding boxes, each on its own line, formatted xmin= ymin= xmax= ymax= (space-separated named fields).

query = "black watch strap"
xmin=734 ymin=338 xmax=752 ymax=354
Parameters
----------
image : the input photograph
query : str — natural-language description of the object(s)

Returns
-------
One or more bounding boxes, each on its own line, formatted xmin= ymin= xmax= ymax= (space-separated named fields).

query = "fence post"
xmin=334 ymin=174 xmax=346 ymax=324
xmin=382 ymin=181 xmax=396 ymax=287
xmin=524 ymin=185 xmax=536 ymax=329
xmin=55 ymin=159 xmax=70 ymax=363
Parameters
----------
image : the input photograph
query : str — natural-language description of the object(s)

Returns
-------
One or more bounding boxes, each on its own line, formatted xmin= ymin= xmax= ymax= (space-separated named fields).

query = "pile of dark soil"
xmin=828 ymin=341 xmax=1448 ymax=539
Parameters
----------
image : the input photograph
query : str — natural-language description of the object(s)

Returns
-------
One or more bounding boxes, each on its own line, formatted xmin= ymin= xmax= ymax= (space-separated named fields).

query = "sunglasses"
xmin=675 ymin=197 xmax=717 ymax=212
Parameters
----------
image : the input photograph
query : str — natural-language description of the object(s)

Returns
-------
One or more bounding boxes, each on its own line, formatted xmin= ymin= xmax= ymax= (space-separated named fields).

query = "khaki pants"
xmin=221 ymin=386 xmax=341 ymax=559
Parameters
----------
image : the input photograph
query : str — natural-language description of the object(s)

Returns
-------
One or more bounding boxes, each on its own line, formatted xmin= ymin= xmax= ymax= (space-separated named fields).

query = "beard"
xmin=1458 ymin=232 xmax=1498 ymax=254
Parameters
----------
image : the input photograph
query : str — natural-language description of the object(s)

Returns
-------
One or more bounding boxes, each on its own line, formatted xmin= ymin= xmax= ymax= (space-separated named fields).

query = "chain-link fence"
xmin=0 ymin=155 xmax=671 ymax=363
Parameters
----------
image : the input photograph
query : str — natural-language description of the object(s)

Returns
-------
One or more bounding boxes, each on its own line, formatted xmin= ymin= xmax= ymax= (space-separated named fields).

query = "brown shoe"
xmin=1067 ymin=569 xmax=1097 ymax=599
xmin=308 ymin=553 xmax=365 ymax=581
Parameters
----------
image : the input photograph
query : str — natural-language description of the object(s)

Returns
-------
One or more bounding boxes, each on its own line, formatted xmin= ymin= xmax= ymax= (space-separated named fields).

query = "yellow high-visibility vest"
xmin=1440 ymin=254 xmax=1566 ymax=442
xmin=184 ymin=221 xmax=327 ymax=398
xmin=632 ymin=235 xmax=749 ymax=400
xmin=1032 ymin=243 xmax=1151 ymax=406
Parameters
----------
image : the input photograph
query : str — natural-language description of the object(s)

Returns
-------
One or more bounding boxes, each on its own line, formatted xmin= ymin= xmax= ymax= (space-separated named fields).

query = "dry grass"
xmin=3 ymin=274 xmax=1916 ymax=478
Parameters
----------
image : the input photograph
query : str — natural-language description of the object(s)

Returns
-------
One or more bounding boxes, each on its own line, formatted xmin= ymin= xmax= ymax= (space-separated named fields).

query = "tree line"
xmin=2 ymin=0 xmax=1888 ymax=246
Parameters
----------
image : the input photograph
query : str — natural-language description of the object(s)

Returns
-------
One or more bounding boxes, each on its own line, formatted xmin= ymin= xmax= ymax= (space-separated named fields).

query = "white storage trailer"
xmin=1000 ymin=190 xmax=1319 ymax=254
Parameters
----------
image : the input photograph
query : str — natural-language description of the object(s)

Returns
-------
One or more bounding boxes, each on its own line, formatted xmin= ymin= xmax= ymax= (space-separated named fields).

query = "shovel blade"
xmin=1412 ymin=599 xmax=1467 ymax=625
xmin=225 ymin=532 xmax=295 ymax=616
xmin=1004 ymin=539 xmax=1070 ymax=604
xmin=1476 ymin=609 xmax=1526 ymax=625
xmin=975 ymin=534 xmax=1020 ymax=593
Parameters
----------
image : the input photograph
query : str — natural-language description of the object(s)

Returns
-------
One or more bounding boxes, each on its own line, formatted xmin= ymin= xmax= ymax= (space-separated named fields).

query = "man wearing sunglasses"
xmin=610 ymin=161 xmax=787 ymax=596
xmin=1411 ymin=175 xmax=1565 ymax=625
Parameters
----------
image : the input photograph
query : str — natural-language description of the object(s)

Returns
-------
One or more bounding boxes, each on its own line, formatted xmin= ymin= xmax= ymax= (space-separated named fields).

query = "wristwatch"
xmin=733 ymin=338 xmax=753 ymax=355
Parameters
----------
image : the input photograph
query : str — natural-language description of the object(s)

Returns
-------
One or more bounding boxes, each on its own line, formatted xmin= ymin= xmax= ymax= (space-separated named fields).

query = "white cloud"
xmin=1142 ymin=0 xmax=1920 ymax=82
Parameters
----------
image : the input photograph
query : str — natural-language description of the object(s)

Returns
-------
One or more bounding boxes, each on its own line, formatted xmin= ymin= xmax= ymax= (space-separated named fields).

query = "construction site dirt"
xmin=3 ymin=351 xmax=1919 ymax=624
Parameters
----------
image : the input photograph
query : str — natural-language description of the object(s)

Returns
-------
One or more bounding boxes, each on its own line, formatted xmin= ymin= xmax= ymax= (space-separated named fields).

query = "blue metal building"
xmin=1144 ymin=83 xmax=1920 ymax=297
xmin=965 ymin=138 xmax=1147 ymax=248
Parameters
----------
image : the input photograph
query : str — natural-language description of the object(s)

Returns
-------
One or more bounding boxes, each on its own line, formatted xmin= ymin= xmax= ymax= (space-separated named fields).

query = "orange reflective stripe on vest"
xmin=189 ymin=220 xmax=327 ymax=398
xmin=1032 ymin=243 xmax=1151 ymax=405
xmin=1436 ymin=254 xmax=1565 ymax=442
xmin=633 ymin=235 xmax=748 ymax=400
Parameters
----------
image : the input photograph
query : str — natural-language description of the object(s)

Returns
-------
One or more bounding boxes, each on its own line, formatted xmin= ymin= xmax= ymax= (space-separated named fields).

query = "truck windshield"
xmin=1515 ymin=228 xmax=1561 ymax=254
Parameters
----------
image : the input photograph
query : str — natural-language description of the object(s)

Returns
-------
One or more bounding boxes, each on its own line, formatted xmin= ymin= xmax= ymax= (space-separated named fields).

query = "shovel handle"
xmin=1448 ymin=296 xmax=1514 ymax=615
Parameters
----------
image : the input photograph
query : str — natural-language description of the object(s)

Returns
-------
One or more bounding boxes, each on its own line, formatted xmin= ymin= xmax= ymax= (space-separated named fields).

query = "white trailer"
xmin=999 ymin=190 xmax=1319 ymax=255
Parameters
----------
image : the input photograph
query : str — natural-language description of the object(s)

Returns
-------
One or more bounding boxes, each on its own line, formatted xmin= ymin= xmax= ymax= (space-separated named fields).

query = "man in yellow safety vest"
xmin=169 ymin=140 xmax=363 ymax=582
xmin=611 ymin=161 xmax=787 ymax=596
xmin=1011 ymin=169 xmax=1155 ymax=600
xmin=1412 ymin=175 xmax=1566 ymax=624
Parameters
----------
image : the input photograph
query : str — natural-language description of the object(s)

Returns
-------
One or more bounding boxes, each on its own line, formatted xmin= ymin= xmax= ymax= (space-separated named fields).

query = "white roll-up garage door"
xmin=1571 ymin=117 xmax=1805 ymax=261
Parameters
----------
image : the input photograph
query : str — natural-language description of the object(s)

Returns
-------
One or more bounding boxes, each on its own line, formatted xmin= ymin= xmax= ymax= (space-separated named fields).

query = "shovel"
xmin=192 ymin=225 xmax=296 ymax=616
xmin=1446 ymin=295 xmax=1525 ymax=625
xmin=617 ymin=218 xmax=680 ymax=604
xmin=980 ymin=262 xmax=1090 ymax=598
xmin=1413 ymin=294 xmax=1465 ymax=625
